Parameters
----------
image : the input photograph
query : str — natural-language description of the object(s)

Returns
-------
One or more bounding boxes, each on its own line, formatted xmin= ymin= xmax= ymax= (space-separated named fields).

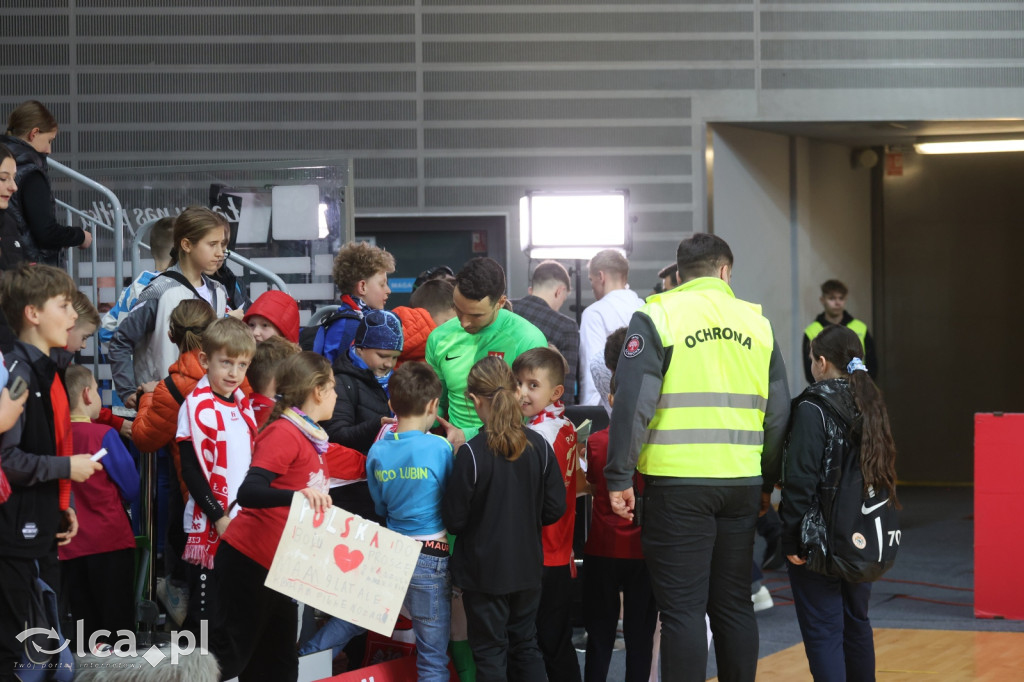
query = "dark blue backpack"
xmin=16 ymin=563 xmax=74 ymax=681
xmin=312 ymin=306 xmax=363 ymax=364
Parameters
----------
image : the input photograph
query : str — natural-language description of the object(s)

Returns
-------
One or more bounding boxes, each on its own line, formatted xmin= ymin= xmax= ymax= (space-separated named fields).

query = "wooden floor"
xmin=710 ymin=629 xmax=1024 ymax=681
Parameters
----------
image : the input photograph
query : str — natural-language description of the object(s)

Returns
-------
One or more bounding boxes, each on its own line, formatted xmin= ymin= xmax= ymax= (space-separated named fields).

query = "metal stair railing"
xmin=48 ymin=157 xmax=125 ymax=304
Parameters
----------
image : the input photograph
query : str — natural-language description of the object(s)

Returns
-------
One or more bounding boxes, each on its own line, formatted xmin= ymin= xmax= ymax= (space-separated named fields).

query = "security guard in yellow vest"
xmin=606 ymin=234 xmax=790 ymax=682
xmin=801 ymin=279 xmax=877 ymax=384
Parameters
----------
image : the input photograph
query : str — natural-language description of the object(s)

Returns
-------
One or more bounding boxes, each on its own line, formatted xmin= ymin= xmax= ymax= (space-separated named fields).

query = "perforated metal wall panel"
xmin=4 ymin=0 xmax=1024 ymax=295
xmin=423 ymin=98 xmax=692 ymax=122
xmin=423 ymin=69 xmax=754 ymax=92
xmin=424 ymin=155 xmax=692 ymax=179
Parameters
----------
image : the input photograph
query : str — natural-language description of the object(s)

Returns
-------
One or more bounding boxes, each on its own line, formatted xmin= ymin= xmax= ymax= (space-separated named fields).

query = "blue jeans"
xmin=298 ymin=617 xmax=364 ymax=659
xmin=787 ymin=562 xmax=874 ymax=682
xmin=297 ymin=553 xmax=451 ymax=680
xmin=405 ymin=553 xmax=452 ymax=682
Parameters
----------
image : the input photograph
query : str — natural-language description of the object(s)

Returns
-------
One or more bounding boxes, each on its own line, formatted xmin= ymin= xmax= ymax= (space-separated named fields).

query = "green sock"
xmin=450 ymin=639 xmax=476 ymax=682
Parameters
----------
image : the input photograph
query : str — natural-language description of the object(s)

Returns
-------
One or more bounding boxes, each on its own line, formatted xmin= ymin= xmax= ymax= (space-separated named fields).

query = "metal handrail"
xmin=129 ymin=218 xmax=158 ymax=282
xmin=48 ymin=157 xmax=125 ymax=294
xmin=226 ymin=250 xmax=290 ymax=294
xmin=129 ymin=219 xmax=289 ymax=295
xmin=54 ymin=199 xmax=117 ymax=233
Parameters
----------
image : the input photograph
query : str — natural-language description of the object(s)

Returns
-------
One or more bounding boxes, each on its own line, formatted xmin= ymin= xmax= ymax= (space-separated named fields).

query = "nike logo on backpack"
xmin=861 ymin=499 xmax=888 ymax=515
xmin=445 ymin=353 xmax=462 ymax=361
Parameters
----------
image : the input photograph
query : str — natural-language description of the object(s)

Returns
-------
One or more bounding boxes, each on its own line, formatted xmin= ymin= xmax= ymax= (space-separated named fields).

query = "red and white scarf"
xmin=528 ymin=399 xmax=566 ymax=427
xmin=182 ymin=375 xmax=257 ymax=569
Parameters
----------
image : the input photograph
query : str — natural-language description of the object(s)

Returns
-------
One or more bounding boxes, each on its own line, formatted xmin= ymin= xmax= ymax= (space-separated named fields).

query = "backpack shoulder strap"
xmin=795 ymin=394 xmax=850 ymax=487
xmin=320 ymin=306 xmax=363 ymax=331
xmin=164 ymin=376 xmax=186 ymax=406
xmin=158 ymin=270 xmax=206 ymax=304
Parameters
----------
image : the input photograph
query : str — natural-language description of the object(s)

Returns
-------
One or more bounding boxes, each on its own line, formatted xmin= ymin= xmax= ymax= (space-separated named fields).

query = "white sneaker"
xmin=156 ymin=577 xmax=190 ymax=627
xmin=752 ymin=585 xmax=774 ymax=613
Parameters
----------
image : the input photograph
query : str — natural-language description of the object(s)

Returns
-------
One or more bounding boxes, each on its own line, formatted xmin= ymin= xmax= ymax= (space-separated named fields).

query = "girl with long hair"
xmin=442 ymin=356 xmax=566 ymax=681
xmin=209 ymin=351 xmax=335 ymax=681
xmin=781 ymin=324 xmax=899 ymax=681
xmin=109 ymin=205 xmax=232 ymax=409
xmin=2 ymin=100 xmax=92 ymax=265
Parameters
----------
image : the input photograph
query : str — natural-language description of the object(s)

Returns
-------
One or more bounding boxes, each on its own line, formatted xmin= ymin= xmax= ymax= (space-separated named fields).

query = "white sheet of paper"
xmin=575 ymin=419 xmax=592 ymax=472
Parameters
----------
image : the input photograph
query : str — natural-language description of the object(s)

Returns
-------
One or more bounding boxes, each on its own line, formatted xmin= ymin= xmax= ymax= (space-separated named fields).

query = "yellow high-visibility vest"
xmin=804 ymin=318 xmax=867 ymax=354
xmin=638 ymin=277 xmax=774 ymax=479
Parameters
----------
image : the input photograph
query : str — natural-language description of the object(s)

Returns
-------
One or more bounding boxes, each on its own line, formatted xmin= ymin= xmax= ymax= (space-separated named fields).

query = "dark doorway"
xmin=356 ymin=215 xmax=506 ymax=308
xmin=881 ymin=149 xmax=1024 ymax=483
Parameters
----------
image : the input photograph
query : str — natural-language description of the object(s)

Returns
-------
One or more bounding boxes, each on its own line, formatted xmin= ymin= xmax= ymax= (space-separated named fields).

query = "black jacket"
xmin=779 ymin=378 xmax=860 ymax=557
xmin=442 ymin=428 xmax=566 ymax=594
xmin=0 ymin=341 xmax=70 ymax=558
xmin=0 ymin=209 xmax=26 ymax=271
xmin=1 ymin=135 xmax=85 ymax=265
xmin=321 ymin=349 xmax=391 ymax=454
xmin=0 ymin=210 xmax=24 ymax=352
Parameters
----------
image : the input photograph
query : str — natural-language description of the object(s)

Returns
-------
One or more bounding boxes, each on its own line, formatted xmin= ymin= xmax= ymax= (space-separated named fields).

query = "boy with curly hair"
xmin=313 ymin=241 xmax=395 ymax=364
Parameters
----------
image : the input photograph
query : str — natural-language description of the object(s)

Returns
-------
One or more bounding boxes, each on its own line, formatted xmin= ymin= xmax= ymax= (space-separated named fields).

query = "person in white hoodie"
xmin=579 ymin=249 xmax=643 ymax=411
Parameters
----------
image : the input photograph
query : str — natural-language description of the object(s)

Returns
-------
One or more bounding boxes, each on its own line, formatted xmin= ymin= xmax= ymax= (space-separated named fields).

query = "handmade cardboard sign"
xmin=265 ymin=495 xmax=420 ymax=636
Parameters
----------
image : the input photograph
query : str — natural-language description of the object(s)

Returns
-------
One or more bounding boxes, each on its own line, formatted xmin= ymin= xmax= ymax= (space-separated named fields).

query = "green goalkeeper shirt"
xmin=426 ymin=309 xmax=547 ymax=439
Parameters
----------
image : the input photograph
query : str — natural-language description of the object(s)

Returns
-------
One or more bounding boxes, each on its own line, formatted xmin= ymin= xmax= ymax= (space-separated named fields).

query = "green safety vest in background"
xmin=638 ymin=277 xmax=774 ymax=479
xmin=804 ymin=318 xmax=867 ymax=353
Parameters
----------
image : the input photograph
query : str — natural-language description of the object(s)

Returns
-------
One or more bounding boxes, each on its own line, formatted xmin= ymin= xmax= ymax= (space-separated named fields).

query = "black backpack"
xmin=800 ymin=401 xmax=901 ymax=583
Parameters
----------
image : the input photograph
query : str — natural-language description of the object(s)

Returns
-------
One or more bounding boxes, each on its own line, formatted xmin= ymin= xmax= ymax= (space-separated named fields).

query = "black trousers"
xmin=535 ymin=564 xmax=581 ymax=682
xmin=61 ymin=548 xmax=136 ymax=648
xmin=463 ymin=587 xmax=547 ymax=682
xmin=642 ymin=483 xmax=760 ymax=682
xmin=209 ymin=542 xmax=298 ymax=682
xmin=582 ymin=555 xmax=658 ymax=682
xmin=181 ymin=559 xmax=219 ymax=633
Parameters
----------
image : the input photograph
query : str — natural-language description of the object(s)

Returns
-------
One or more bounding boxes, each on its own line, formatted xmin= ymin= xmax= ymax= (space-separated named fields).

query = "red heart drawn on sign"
xmin=333 ymin=544 xmax=364 ymax=573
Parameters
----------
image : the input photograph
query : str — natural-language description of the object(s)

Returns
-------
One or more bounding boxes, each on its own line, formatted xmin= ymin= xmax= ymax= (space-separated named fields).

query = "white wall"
xmin=711 ymin=126 xmax=872 ymax=391
xmin=711 ymin=126 xmax=796 ymax=384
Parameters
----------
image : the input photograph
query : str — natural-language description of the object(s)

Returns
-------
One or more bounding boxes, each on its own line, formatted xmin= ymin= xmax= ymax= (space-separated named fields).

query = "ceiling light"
xmin=915 ymin=139 xmax=1024 ymax=154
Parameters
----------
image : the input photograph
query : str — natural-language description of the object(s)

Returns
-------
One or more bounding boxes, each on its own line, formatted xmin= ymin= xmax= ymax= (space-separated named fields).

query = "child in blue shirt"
xmin=98 ymin=216 xmax=174 ymax=347
xmin=366 ymin=361 xmax=465 ymax=682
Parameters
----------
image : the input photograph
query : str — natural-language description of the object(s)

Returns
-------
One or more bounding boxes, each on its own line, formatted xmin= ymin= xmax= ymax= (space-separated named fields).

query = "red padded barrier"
xmin=974 ymin=413 xmax=1024 ymax=619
